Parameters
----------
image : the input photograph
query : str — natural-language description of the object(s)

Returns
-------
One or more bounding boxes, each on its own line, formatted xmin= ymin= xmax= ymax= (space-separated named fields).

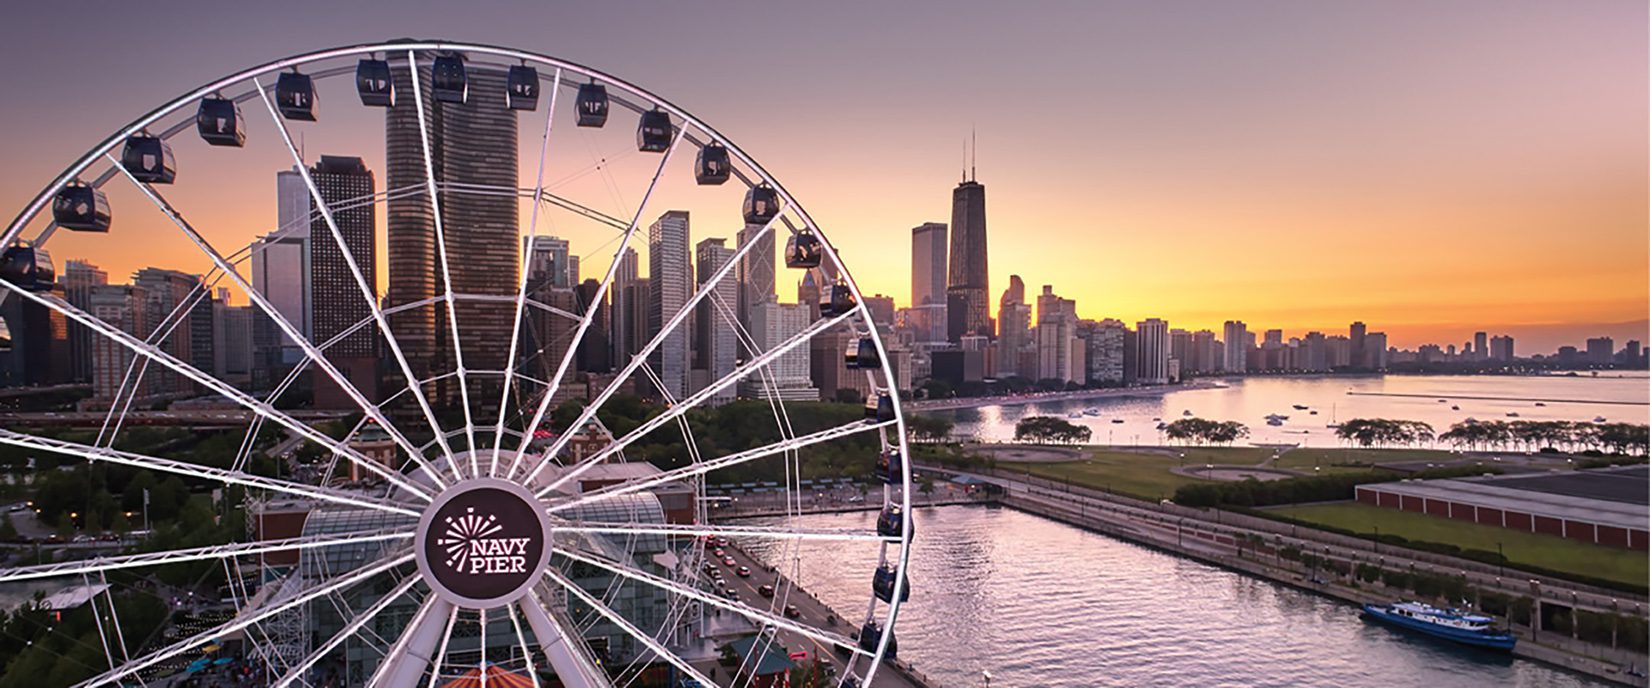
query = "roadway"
xmin=703 ymin=540 xmax=921 ymax=687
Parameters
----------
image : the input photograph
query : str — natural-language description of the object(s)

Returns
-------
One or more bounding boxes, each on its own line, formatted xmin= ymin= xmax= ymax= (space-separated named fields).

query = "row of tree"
xmin=1162 ymin=418 xmax=1249 ymax=445
xmin=1333 ymin=418 xmax=1436 ymax=447
xmin=1439 ymin=420 xmax=1649 ymax=455
xmin=1013 ymin=416 xmax=1093 ymax=444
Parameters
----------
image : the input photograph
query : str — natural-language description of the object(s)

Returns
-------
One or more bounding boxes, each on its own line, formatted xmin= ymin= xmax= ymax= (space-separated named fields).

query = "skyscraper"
xmin=523 ymin=236 xmax=574 ymax=289
xmin=996 ymin=275 xmax=1030 ymax=378
xmin=694 ymin=238 xmax=737 ymax=405
xmin=61 ymin=260 xmax=107 ymax=383
xmin=648 ymin=211 xmax=692 ymax=401
xmin=738 ymin=301 xmax=818 ymax=401
xmin=1586 ymin=337 xmax=1615 ymax=365
xmin=133 ymin=268 xmax=209 ymax=398
xmin=610 ymin=248 xmax=643 ymax=366
xmin=1035 ymin=285 xmax=1079 ymax=382
xmin=1136 ymin=318 xmax=1170 ymax=385
xmin=911 ymin=222 xmax=947 ymax=307
xmin=735 ymin=222 xmax=776 ymax=353
xmin=574 ymin=278 xmax=611 ymax=373
xmin=254 ymin=167 xmax=312 ymax=377
xmin=1085 ymin=319 xmax=1127 ymax=384
xmin=1349 ymin=321 xmax=1367 ymax=369
xmin=946 ymin=177 xmax=989 ymax=342
xmin=1223 ymin=320 xmax=1249 ymax=373
xmin=308 ymin=155 xmax=378 ymax=408
xmin=88 ymin=284 xmax=146 ymax=406
xmin=387 ymin=60 xmax=518 ymax=408
xmin=1474 ymin=331 xmax=1488 ymax=361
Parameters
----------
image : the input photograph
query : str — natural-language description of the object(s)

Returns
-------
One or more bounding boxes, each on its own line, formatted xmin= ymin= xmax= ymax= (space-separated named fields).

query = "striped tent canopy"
xmin=439 ymin=665 xmax=536 ymax=688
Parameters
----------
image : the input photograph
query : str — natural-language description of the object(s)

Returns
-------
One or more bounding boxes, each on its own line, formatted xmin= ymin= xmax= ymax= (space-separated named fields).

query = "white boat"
xmin=1083 ymin=408 xmax=1101 ymax=417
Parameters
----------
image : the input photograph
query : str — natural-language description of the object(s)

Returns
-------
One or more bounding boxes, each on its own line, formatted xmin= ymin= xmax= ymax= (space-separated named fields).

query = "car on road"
xmin=716 ymin=537 xmax=730 ymax=547
xmin=723 ymin=589 xmax=740 ymax=602
xmin=758 ymin=584 xmax=774 ymax=597
xmin=722 ymin=557 xmax=736 ymax=567
xmin=737 ymin=566 xmax=751 ymax=578
xmin=703 ymin=563 xmax=717 ymax=574
xmin=784 ymin=604 xmax=801 ymax=619
xmin=712 ymin=548 xmax=725 ymax=557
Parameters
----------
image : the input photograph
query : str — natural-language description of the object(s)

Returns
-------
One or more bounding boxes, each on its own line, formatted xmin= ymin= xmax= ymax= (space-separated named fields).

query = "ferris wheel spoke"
xmin=405 ymin=50 xmax=481 ymax=467
xmin=550 ymin=520 xmax=896 ymax=544
xmin=72 ymin=551 xmax=412 ymax=688
xmin=105 ymin=153 xmax=453 ymax=492
xmin=510 ymin=123 xmax=689 ymax=475
xmin=518 ymin=586 xmax=610 ymax=688
xmin=421 ymin=604 xmax=461 ymax=688
xmin=0 ymin=427 xmax=418 ymax=517
xmin=531 ymin=310 xmax=856 ymax=496
xmin=517 ymin=213 xmax=783 ymax=482
xmin=272 ymin=572 xmax=424 ymax=688
xmin=491 ymin=66 xmax=564 ymax=476
xmin=0 ymin=529 xmax=411 ymax=584
xmin=505 ymin=602 xmax=545 ymax=688
xmin=543 ymin=567 xmax=718 ymax=688
xmin=548 ymin=419 xmax=894 ymax=511
xmin=551 ymin=547 xmax=870 ymax=659
xmin=252 ymin=74 xmax=465 ymax=483
xmin=368 ymin=590 xmax=454 ymax=687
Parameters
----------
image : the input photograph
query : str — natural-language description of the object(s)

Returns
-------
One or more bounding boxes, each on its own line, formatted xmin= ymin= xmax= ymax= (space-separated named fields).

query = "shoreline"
xmin=907 ymin=380 xmax=1224 ymax=413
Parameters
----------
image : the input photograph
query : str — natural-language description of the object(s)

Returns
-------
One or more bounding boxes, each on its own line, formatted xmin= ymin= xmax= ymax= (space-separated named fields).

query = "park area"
xmin=1271 ymin=501 xmax=1649 ymax=589
xmin=1004 ymin=447 xmax=1276 ymax=501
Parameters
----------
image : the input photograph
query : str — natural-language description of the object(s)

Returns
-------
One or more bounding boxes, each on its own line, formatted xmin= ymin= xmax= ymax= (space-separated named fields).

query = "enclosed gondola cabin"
xmin=872 ymin=565 xmax=910 ymax=603
xmin=431 ymin=54 xmax=468 ymax=103
xmin=505 ymin=65 xmax=539 ymax=110
xmin=195 ymin=97 xmax=245 ymax=147
xmin=875 ymin=449 xmax=901 ymax=485
xmin=864 ymin=393 xmax=894 ymax=424
xmin=785 ymin=231 xmax=821 ymax=269
xmin=575 ymin=82 xmax=609 ymax=127
xmin=694 ymin=143 xmax=731 ymax=185
xmin=52 ymin=184 xmax=111 ymax=233
xmin=857 ymin=622 xmax=898 ymax=659
xmin=275 ymin=72 xmax=317 ymax=121
xmin=846 ymin=337 xmax=879 ymax=369
xmin=742 ymin=184 xmax=781 ymax=225
xmin=821 ymin=283 xmax=857 ymax=317
xmin=0 ymin=244 xmax=54 ymax=292
xmin=875 ymin=505 xmax=907 ymax=538
xmin=0 ymin=319 xmax=11 ymax=354
xmin=355 ymin=58 xmax=395 ymax=107
xmin=120 ymin=134 xmax=176 ymax=185
xmin=637 ymin=110 xmax=673 ymax=152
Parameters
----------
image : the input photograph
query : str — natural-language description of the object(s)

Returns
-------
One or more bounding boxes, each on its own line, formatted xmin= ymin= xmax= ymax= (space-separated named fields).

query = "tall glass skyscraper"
xmin=386 ymin=60 xmax=518 ymax=410
xmin=947 ymin=178 xmax=989 ymax=342
xmin=648 ymin=211 xmax=692 ymax=400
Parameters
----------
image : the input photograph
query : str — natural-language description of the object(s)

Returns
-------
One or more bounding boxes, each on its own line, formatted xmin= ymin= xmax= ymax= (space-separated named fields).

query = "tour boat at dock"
xmin=1361 ymin=601 xmax=1516 ymax=651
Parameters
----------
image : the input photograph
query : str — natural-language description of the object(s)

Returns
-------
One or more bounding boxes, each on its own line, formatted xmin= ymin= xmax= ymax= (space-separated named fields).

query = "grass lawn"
xmin=1272 ymin=502 xmax=1649 ymax=589
xmin=1008 ymin=447 xmax=1279 ymax=501
xmin=1272 ymin=448 xmax=1457 ymax=472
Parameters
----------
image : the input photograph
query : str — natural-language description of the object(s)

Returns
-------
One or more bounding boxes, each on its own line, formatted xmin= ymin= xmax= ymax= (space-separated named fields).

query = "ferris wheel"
xmin=0 ymin=40 xmax=913 ymax=687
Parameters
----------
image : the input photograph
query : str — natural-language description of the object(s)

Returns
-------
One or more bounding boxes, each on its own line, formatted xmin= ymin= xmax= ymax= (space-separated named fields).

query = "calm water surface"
xmin=934 ymin=374 xmax=1650 ymax=446
xmin=745 ymin=506 xmax=1610 ymax=688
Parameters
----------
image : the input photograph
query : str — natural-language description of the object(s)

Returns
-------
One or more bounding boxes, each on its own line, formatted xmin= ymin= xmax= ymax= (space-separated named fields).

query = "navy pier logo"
xmin=416 ymin=479 xmax=551 ymax=607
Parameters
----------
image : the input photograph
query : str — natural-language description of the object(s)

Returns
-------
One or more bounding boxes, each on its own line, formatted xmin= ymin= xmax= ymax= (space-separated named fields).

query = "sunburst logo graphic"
xmin=436 ymin=507 xmax=503 ymax=573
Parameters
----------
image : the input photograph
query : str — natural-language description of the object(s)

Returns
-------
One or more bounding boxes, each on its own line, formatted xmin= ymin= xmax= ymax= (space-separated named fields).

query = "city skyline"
xmin=0 ymin=2 xmax=1641 ymax=355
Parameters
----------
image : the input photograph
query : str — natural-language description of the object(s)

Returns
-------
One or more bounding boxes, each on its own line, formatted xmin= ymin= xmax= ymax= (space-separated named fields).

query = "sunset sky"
xmin=0 ymin=1 xmax=1643 ymax=354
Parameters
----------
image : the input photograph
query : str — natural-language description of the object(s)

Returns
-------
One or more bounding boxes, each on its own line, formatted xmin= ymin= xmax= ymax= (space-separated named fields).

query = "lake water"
xmin=928 ymin=373 xmax=1650 ymax=447
xmin=743 ymin=505 xmax=1611 ymax=688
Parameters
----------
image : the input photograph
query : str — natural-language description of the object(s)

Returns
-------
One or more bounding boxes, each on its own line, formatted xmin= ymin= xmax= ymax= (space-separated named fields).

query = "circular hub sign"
xmin=415 ymin=478 xmax=552 ymax=608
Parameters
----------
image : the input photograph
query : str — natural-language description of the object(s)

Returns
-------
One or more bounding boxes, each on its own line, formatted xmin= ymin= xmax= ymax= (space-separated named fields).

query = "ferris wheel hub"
xmin=414 ymin=477 xmax=552 ymax=609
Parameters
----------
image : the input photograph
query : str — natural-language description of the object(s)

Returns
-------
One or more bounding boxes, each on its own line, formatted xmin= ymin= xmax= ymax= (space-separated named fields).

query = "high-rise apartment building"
xmin=62 ymin=260 xmax=107 ymax=383
xmin=574 ymin=278 xmax=611 ymax=374
xmin=647 ymin=211 xmax=692 ymax=401
xmin=996 ymin=275 xmax=1030 ymax=378
xmin=1474 ymin=331 xmax=1488 ymax=361
xmin=694 ymin=238 xmax=737 ymax=405
xmin=308 ymin=155 xmax=378 ymax=408
xmin=1349 ymin=321 xmax=1368 ymax=369
xmin=253 ymin=167 xmax=312 ymax=377
xmin=387 ymin=61 xmax=518 ymax=409
xmin=735 ymin=222 xmax=776 ymax=353
xmin=911 ymin=222 xmax=947 ymax=307
xmin=610 ymin=248 xmax=643 ymax=366
xmin=1135 ymin=318 xmax=1170 ymax=385
xmin=1222 ymin=320 xmax=1248 ymax=373
xmin=1085 ymin=318 xmax=1127 ymax=384
xmin=737 ymin=301 xmax=818 ymax=401
xmin=1035 ymin=285 xmax=1080 ymax=382
xmin=88 ymin=284 xmax=146 ymax=406
xmin=1586 ymin=337 xmax=1614 ymax=365
xmin=523 ymin=236 xmax=575 ymax=289
xmin=946 ymin=178 xmax=989 ymax=341
xmin=1189 ymin=329 xmax=1219 ymax=374
xmin=1365 ymin=332 xmax=1389 ymax=370
xmin=133 ymin=268 xmax=209 ymax=398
